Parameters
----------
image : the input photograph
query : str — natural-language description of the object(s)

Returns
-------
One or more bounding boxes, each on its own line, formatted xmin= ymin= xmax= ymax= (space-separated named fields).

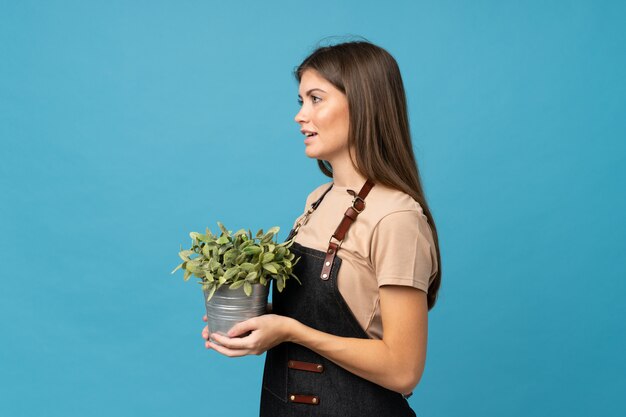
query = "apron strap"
xmin=286 ymin=182 xmax=335 ymax=241
xmin=320 ymin=179 xmax=375 ymax=280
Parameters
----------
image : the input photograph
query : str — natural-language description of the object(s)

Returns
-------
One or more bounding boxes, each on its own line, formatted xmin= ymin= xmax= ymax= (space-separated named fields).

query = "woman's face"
xmin=295 ymin=69 xmax=350 ymax=162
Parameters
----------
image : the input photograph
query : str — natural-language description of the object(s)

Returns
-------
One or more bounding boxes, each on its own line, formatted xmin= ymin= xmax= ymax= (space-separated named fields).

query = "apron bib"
xmin=259 ymin=180 xmax=416 ymax=417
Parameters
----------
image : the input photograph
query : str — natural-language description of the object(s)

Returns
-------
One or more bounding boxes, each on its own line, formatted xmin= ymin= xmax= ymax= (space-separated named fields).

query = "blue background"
xmin=1 ymin=1 xmax=625 ymax=416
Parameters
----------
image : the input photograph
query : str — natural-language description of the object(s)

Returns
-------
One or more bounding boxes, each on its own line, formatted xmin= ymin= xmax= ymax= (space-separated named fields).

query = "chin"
xmin=304 ymin=147 xmax=322 ymax=159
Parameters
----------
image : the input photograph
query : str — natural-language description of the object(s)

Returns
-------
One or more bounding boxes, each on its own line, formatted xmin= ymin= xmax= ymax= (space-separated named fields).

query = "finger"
xmin=202 ymin=315 xmax=207 ymax=322
xmin=206 ymin=339 xmax=248 ymax=357
xmin=227 ymin=318 xmax=258 ymax=337
xmin=202 ymin=326 xmax=209 ymax=339
xmin=211 ymin=332 xmax=251 ymax=350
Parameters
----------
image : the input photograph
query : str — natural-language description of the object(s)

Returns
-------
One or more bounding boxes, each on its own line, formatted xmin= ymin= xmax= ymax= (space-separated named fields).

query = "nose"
xmin=294 ymin=105 xmax=308 ymax=125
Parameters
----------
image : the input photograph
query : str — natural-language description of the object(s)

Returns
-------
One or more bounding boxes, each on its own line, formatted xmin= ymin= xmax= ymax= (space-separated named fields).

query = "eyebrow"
xmin=298 ymin=88 xmax=327 ymax=98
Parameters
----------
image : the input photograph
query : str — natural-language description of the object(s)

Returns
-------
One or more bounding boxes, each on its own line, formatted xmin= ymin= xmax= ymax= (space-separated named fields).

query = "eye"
xmin=296 ymin=96 xmax=322 ymax=106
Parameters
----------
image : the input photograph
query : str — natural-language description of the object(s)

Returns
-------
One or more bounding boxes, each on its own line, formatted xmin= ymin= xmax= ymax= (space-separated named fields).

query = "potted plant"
xmin=171 ymin=221 xmax=301 ymax=338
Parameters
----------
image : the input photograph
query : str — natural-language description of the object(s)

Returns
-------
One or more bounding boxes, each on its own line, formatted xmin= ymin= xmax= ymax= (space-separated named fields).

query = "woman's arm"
xmin=290 ymin=285 xmax=427 ymax=394
xmin=205 ymin=285 xmax=428 ymax=395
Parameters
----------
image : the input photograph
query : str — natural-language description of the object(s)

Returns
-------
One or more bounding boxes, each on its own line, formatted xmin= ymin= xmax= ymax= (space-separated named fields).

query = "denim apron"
xmin=259 ymin=180 xmax=416 ymax=417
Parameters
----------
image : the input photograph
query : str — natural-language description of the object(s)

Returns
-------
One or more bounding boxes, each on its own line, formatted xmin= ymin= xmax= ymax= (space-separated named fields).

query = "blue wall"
xmin=1 ymin=1 xmax=624 ymax=416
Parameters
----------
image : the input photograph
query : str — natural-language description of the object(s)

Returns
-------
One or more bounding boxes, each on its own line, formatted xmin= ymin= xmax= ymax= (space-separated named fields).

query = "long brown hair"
xmin=294 ymin=39 xmax=442 ymax=310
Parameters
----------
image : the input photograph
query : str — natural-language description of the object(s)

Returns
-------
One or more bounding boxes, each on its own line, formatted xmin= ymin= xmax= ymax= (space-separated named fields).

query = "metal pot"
xmin=203 ymin=283 xmax=269 ymax=342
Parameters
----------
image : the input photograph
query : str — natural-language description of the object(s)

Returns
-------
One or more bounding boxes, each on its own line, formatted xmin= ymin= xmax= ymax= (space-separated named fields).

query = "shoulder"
xmin=366 ymin=182 xmax=428 ymax=225
xmin=367 ymin=183 xmax=435 ymax=253
xmin=304 ymin=180 xmax=334 ymax=206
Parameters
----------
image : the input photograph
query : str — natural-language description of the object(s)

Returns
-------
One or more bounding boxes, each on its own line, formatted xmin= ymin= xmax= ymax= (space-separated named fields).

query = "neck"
xmin=327 ymin=151 xmax=368 ymax=188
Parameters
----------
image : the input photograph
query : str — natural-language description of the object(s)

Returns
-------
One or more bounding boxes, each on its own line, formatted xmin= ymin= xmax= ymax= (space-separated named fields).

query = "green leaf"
xmin=216 ymin=235 xmax=229 ymax=245
xmin=243 ymin=245 xmax=262 ymax=255
xmin=261 ymin=227 xmax=279 ymax=243
xmin=223 ymin=267 xmax=239 ymax=282
xmin=240 ymin=262 xmax=256 ymax=272
xmin=289 ymin=273 xmax=302 ymax=285
xmin=243 ymin=281 xmax=252 ymax=296
xmin=205 ymin=284 xmax=217 ymax=301
xmin=262 ymin=263 xmax=278 ymax=274
xmin=276 ymin=277 xmax=285 ymax=292
xmin=178 ymin=250 xmax=193 ymax=261
xmin=171 ymin=263 xmax=183 ymax=274
xmin=193 ymin=231 xmax=212 ymax=242
xmin=183 ymin=269 xmax=191 ymax=281
xmin=261 ymin=252 xmax=275 ymax=264
xmin=267 ymin=226 xmax=280 ymax=236
xmin=235 ymin=252 xmax=247 ymax=264
xmin=186 ymin=259 xmax=201 ymax=273
xmin=217 ymin=221 xmax=230 ymax=236
xmin=218 ymin=243 xmax=233 ymax=255
xmin=229 ymin=280 xmax=245 ymax=290
xmin=223 ymin=248 xmax=237 ymax=265
xmin=256 ymin=228 xmax=264 ymax=238
xmin=245 ymin=271 xmax=258 ymax=282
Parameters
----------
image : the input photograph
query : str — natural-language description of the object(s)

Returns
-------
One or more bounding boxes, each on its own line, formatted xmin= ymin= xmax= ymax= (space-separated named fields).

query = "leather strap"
xmin=289 ymin=394 xmax=320 ymax=405
xmin=320 ymin=179 xmax=375 ymax=280
xmin=288 ymin=359 xmax=324 ymax=373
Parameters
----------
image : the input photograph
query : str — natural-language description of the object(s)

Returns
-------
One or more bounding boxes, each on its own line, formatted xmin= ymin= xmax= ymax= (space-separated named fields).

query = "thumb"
xmin=228 ymin=318 xmax=257 ymax=337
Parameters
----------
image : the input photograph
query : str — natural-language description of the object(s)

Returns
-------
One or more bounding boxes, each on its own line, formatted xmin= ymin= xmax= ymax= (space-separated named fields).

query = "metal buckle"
xmin=328 ymin=235 xmax=343 ymax=252
xmin=292 ymin=206 xmax=314 ymax=235
xmin=351 ymin=196 xmax=365 ymax=213
xmin=347 ymin=189 xmax=365 ymax=213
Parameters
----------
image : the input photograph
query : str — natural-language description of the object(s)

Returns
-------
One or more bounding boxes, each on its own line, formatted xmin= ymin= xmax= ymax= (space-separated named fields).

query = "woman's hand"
xmin=201 ymin=314 xmax=294 ymax=357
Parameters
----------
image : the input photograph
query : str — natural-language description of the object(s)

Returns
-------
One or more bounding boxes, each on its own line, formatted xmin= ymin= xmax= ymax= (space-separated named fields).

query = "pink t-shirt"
xmin=291 ymin=181 xmax=438 ymax=340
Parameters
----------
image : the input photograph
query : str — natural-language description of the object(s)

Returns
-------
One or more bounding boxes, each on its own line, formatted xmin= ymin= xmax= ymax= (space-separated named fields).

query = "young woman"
xmin=202 ymin=40 xmax=442 ymax=416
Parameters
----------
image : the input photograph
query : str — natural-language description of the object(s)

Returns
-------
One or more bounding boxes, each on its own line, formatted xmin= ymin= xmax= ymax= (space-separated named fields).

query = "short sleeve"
xmin=370 ymin=210 xmax=435 ymax=293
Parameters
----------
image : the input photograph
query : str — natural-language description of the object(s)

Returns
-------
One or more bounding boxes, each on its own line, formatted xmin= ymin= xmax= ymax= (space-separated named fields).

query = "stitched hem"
xmin=378 ymin=276 xmax=428 ymax=293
